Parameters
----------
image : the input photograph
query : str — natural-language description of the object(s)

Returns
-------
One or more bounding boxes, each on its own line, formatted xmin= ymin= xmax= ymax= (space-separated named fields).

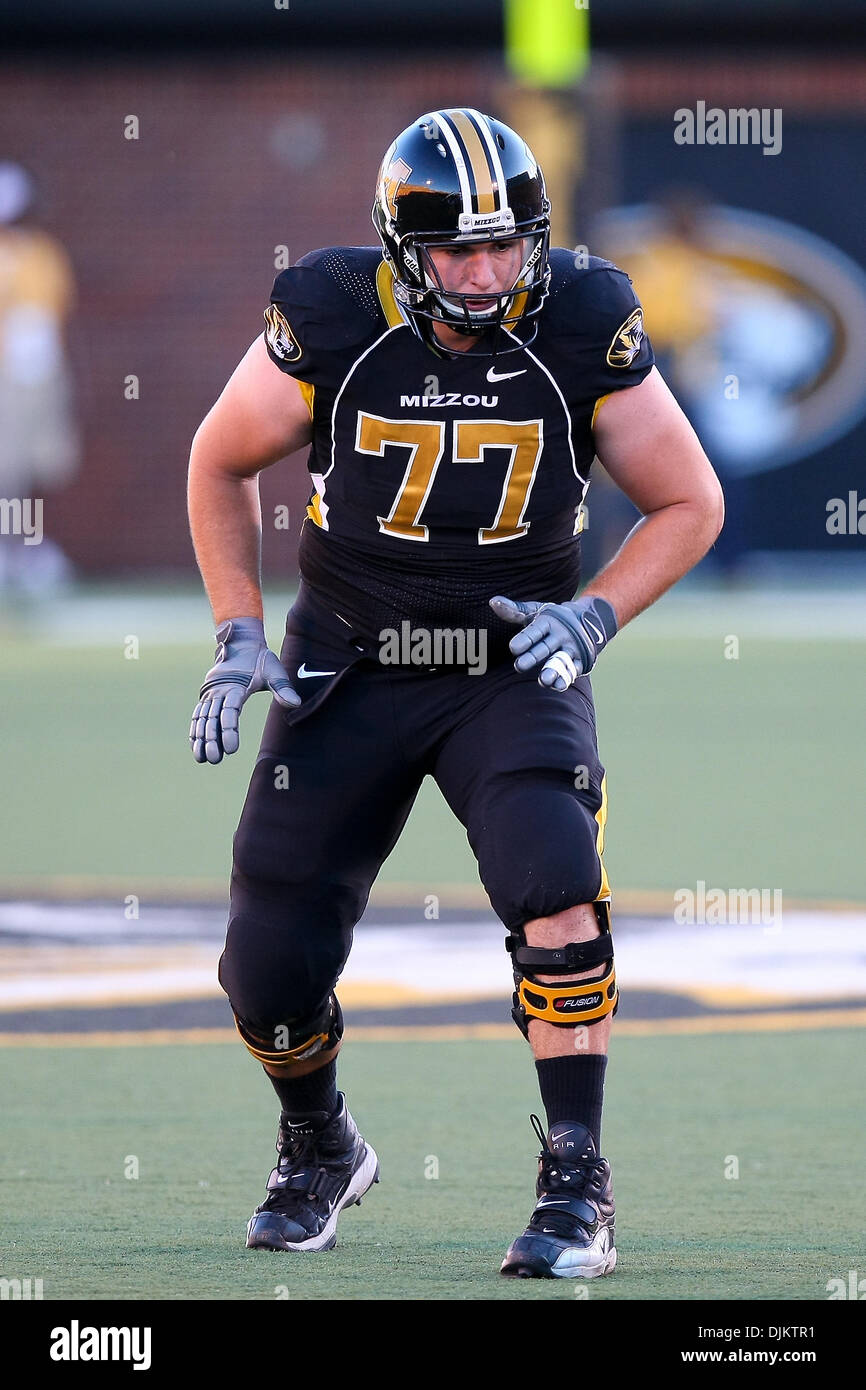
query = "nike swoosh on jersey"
xmin=486 ymin=366 xmax=527 ymax=382
xmin=297 ymin=663 xmax=338 ymax=678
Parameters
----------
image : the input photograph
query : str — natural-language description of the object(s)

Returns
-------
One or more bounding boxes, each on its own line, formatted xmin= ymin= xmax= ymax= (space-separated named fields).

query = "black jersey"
xmin=263 ymin=246 xmax=653 ymax=658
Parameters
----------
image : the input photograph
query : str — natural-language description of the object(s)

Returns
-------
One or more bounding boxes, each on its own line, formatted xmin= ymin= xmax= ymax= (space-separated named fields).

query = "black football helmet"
xmin=372 ymin=108 xmax=551 ymax=355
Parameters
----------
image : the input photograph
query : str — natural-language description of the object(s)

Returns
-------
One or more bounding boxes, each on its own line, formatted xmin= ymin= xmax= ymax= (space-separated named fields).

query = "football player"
xmin=187 ymin=109 xmax=723 ymax=1278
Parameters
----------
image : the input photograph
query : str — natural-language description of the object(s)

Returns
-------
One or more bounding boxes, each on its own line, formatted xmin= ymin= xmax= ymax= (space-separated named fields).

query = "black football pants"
xmin=219 ymin=583 xmax=609 ymax=1032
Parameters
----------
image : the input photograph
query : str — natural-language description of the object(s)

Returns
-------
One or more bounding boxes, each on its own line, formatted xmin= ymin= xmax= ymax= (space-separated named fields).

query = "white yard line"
xmin=0 ymin=906 xmax=864 ymax=1009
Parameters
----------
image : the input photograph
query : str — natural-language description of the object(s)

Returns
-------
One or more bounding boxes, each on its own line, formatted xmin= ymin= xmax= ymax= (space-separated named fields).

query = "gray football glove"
xmin=190 ymin=616 xmax=300 ymax=764
xmin=489 ymin=594 xmax=619 ymax=690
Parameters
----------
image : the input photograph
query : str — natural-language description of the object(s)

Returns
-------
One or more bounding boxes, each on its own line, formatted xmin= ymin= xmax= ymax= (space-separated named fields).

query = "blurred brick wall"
xmin=2 ymin=54 xmax=503 ymax=576
xmin=4 ymin=53 xmax=865 ymax=576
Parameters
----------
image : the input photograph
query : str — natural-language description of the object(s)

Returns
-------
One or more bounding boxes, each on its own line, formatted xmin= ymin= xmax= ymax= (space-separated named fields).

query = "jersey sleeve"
xmin=262 ymin=248 xmax=375 ymax=387
xmin=547 ymin=260 xmax=655 ymax=405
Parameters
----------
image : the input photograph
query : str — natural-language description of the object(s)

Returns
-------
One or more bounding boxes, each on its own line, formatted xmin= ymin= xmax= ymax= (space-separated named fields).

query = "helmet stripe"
xmin=449 ymin=109 xmax=496 ymax=215
xmin=466 ymin=109 xmax=508 ymax=214
xmin=375 ymin=258 xmax=406 ymax=329
xmin=431 ymin=111 xmax=473 ymax=217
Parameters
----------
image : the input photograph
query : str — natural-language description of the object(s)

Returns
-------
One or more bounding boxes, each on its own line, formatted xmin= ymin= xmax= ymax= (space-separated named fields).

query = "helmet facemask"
xmin=422 ymin=225 xmax=547 ymax=333
xmin=388 ymin=222 xmax=550 ymax=356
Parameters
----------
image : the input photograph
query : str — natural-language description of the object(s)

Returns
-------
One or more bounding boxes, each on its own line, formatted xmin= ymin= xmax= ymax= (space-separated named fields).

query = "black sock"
xmin=266 ymin=1059 xmax=338 ymax=1121
xmin=535 ymin=1055 xmax=608 ymax=1152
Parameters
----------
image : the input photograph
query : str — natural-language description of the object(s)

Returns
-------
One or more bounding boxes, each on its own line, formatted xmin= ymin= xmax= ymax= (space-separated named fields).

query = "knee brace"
xmin=505 ymin=900 xmax=618 ymax=1038
xmin=233 ymin=993 xmax=344 ymax=1069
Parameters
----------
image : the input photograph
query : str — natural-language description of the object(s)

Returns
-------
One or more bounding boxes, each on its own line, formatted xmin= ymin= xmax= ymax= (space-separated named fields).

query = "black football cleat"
xmin=500 ymin=1115 xmax=617 ymax=1279
xmin=246 ymin=1093 xmax=379 ymax=1252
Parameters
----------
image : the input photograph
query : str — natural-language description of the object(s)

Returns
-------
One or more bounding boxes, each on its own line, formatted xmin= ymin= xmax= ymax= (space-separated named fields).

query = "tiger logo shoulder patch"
xmin=264 ymin=304 xmax=303 ymax=364
xmin=606 ymin=308 xmax=644 ymax=368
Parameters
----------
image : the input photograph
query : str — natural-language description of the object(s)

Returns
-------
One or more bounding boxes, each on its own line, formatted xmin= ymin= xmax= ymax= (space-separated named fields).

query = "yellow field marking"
xmin=0 ymin=970 xmax=502 ymax=1013
xmin=0 ymin=1028 xmax=240 ymax=1048
xmin=674 ymin=984 xmax=866 ymax=1009
xmin=1 ymin=1007 xmax=865 ymax=1047
xmin=610 ymin=1007 xmax=866 ymax=1036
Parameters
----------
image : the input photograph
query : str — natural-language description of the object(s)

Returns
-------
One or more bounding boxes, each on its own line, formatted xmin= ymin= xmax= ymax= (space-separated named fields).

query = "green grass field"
xmin=0 ymin=1030 xmax=858 ymax=1301
xmin=1 ymin=586 xmax=864 ymax=901
xmin=1 ymin=582 xmax=862 ymax=1307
